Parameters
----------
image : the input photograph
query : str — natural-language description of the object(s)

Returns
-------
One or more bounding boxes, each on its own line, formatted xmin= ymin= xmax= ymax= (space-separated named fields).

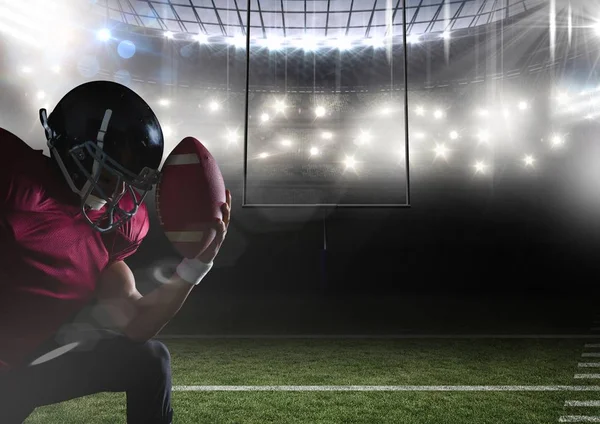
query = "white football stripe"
xmin=165 ymin=154 xmax=199 ymax=166
xmin=559 ymin=417 xmax=600 ymax=423
xmin=165 ymin=231 xmax=205 ymax=242
xmin=565 ymin=401 xmax=600 ymax=406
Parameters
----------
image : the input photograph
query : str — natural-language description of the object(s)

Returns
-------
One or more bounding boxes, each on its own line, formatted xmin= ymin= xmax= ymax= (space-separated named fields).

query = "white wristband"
xmin=176 ymin=257 xmax=213 ymax=286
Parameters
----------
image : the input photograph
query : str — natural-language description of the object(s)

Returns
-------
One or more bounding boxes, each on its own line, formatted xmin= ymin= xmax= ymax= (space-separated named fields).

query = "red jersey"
xmin=0 ymin=128 xmax=149 ymax=371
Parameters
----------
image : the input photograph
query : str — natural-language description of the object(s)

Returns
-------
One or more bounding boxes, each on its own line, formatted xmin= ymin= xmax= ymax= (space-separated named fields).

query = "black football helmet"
xmin=39 ymin=80 xmax=164 ymax=233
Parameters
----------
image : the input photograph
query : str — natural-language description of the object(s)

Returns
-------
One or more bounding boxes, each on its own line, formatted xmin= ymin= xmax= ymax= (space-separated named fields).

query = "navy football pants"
xmin=0 ymin=329 xmax=173 ymax=424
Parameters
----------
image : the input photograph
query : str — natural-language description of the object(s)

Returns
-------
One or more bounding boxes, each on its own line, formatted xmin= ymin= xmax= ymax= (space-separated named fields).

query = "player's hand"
xmin=195 ymin=189 xmax=231 ymax=264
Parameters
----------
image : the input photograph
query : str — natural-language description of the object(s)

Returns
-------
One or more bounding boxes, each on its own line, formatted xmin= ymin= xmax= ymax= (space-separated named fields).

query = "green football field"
xmin=24 ymin=337 xmax=600 ymax=423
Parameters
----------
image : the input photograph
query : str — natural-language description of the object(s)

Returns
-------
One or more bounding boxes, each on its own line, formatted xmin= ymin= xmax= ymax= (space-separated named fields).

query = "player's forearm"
xmin=124 ymin=274 xmax=194 ymax=342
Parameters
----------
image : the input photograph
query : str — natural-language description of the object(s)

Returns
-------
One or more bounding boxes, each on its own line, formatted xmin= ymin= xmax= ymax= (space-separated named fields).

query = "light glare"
xmin=434 ymin=143 xmax=449 ymax=158
xmin=96 ymin=28 xmax=111 ymax=41
xmin=524 ymin=155 xmax=535 ymax=166
xmin=474 ymin=161 xmax=487 ymax=173
xmin=344 ymin=155 xmax=357 ymax=169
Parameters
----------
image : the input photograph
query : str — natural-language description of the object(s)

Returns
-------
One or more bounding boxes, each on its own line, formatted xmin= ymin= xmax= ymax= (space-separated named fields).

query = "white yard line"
xmin=559 ymin=417 xmax=600 ymax=422
xmin=565 ymin=401 xmax=600 ymax=407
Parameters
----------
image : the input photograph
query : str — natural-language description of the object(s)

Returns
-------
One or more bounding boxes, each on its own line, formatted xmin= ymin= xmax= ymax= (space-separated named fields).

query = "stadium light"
xmin=164 ymin=31 xmax=174 ymax=39
xmin=322 ymin=132 xmax=333 ymax=140
xmin=295 ymin=37 xmax=317 ymax=51
xmin=523 ymin=155 xmax=535 ymax=166
xmin=229 ymin=35 xmax=246 ymax=48
xmin=449 ymin=130 xmax=459 ymax=140
xmin=434 ymin=109 xmax=444 ymax=119
xmin=433 ymin=143 xmax=449 ymax=159
xmin=96 ymin=28 xmax=111 ymax=42
xmin=226 ymin=130 xmax=239 ymax=144
xmin=355 ymin=131 xmax=372 ymax=145
xmin=257 ymin=36 xmax=282 ymax=50
xmin=329 ymin=37 xmax=353 ymax=50
xmin=266 ymin=37 xmax=283 ymax=50
xmin=274 ymin=100 xmax=286 ymax=113
xmin=209 ymin=101 xmax=220 ymax=112
xmin=36 ymin=91 xmax=46 ymax=100
xmin=551 ymin=134 xmax=564 ymax=147
xmin=281 ymin=139 xmax=292 ymax=147
xmin=407 ymin=34 xmax=420 ymax=44
xmin=364 ymin=37 xmax=385 ymax=48
xmin=261 ymin=113 xmax=270 ymax=122
xmin=259 ymin=152 xmax=269 ymax=159
xmin=518 ymin=101 xmax=529 ymax=111
xmin=195 ymin=33 xmax=208 ymax=44
xmin=415 ymin=106 xmax=425 ymax=116
xmin=343 ymin=155 xmax=357 ymax=170
xmin=310 ymin=147 xmax=320 ymax=156
xmin=315 ymin=106 xmax=326 ymax=117
xmin=159 ymin=99 xmax=170 ymax=107
xmin=474 ymin=161 xmax=487 ymax=174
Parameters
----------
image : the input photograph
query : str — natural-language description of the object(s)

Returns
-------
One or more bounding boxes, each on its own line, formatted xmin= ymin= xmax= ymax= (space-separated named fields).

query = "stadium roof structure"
xmin=94 ymin=0 xmax=546 ymax=42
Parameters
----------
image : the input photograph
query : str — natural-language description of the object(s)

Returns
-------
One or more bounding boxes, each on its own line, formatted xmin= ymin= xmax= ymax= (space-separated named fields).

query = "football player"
xmin=0 ymin=80 xmax=231 ymax=424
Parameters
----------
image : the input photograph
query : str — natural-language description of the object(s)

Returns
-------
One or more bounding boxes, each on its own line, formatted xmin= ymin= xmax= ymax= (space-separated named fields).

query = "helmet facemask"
xmin=40 ymin=108 xmax=160 ymax=233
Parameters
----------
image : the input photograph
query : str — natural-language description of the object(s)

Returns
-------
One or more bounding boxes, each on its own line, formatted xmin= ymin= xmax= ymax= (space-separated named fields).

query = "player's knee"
xmin=136 ymin=340 xmax=171 ymax=375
